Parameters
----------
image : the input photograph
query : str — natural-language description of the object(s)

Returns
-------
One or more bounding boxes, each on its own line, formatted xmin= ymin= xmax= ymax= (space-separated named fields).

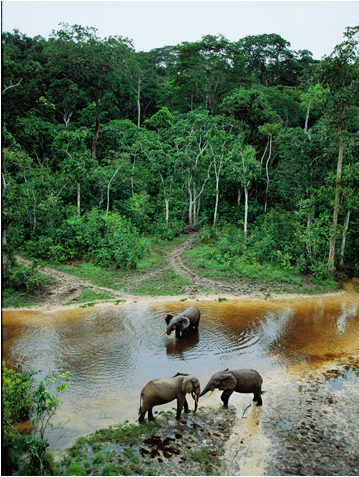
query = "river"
xmin=2 ymin=280 xmax=359 ymax=473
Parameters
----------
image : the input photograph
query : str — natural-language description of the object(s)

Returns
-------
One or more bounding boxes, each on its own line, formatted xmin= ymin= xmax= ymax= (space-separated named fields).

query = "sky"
xmin=2 ymin=1 xmax=359 ymax=60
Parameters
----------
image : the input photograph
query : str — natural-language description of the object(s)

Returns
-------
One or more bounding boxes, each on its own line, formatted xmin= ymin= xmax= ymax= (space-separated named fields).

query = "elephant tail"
xmin=139 ymin=393 xmax=143 ymax=415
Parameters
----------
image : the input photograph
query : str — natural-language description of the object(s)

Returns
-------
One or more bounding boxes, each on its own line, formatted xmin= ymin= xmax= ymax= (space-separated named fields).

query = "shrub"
xmin=2 ymin=364 xmax=72 ymax=476
xmin=5 ymin=260 xmax=44 ymax=294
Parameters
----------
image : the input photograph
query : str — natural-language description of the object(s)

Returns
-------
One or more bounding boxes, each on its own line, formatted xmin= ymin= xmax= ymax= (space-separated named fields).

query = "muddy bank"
xmin=222 ymin=356 xmax=359 ymax=476
xmin=56 ymin=357 xmax=359 ymax=476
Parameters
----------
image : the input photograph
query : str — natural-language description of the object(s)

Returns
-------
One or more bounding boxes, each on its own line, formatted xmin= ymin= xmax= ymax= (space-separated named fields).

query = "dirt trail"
xmin=15 ymin=256 xmax=125 ymax=308
xmin=10 ymin=233 xmax=346 ymax=312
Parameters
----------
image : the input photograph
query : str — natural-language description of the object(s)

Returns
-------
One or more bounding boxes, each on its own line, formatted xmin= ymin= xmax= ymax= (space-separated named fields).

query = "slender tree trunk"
xmin=137 ymin=77 xmax=141 ymax=128
xmin=165 ymin=198 xmax=170 ymax=228
xmin=304 ymin=101 xmax=311 ymax=134
xmin=106 ymin=166 xmax=120 ymax=217
xmin=264 ymin=134 xmax=272 ymax=212
xmin=77 ymin=182 xmax=81 ymax=216
xmin=91 ymin=100 xmax=101 ymax=158
xmin=213 ymin=176 xmax=220 ymax=228
xmin=2 ymin=229 xmax=8 ymax=280
xmin=32 ymin=190 xmax=37 ymax=232
xmin=237 ymin=187 xmax=242 ymax=208
xmin=244 ymin=185 xmax=249 ymax=239
xmin=328 ymin=117 xmax=345 ymax=273
xmin=340 ymin=209 xmax=351 ymax=266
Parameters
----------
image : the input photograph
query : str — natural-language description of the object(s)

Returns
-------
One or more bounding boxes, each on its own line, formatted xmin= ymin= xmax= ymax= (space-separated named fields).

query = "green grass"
xmin=1 ymin=287 xmax=39 ymax=308
xmin=1 ymin=269 xmax=55 ymax=308
xmin=131 ymin=269 xmax=191 ymax=295
xmin=64 ymin=285 xmax=116 ymax=306
xmin=188 ymin=448 xmax=218 ymax=475
xmin=42 ymin=235 xmax=188 ymax=291
xmin=183 ymin=242 xmax=338 ymax=294
xmin=56 ymin=420 xmax=161 ymax=476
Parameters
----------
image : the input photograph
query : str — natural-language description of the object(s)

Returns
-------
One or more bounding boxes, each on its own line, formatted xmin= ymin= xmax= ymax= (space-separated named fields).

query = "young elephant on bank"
xmin=139 ymin=372 xmax=201 ymax=423
xmin=159 ymin=305 xmax=201 ymax=339
xmin=200 ymin=368 xmax=263 ymax=407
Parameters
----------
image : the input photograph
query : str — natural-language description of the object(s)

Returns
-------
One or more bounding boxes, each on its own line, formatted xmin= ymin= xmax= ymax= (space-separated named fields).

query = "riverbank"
xmin=2 ymin=232 xmax=349 ymax=312
xmin=3 ymin=282 xmax=359 ymax=475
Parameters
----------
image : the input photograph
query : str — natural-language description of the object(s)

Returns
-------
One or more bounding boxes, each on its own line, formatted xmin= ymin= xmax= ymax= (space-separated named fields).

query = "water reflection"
xmin=2 ymin=284 xmax=358 ymax=449
xmin=165 ymin=331 xmax=200 ymax=358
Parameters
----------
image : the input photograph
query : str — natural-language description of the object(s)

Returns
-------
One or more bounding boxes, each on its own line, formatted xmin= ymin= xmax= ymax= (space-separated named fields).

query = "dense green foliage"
xmin=2 ymin=363 xmax=72 ymax=475
xmin=2 ymin=25 xmax=359 ymax=289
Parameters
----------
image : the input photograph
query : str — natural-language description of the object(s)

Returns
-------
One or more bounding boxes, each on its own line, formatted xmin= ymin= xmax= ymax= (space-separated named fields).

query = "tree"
xmin=169 ymin=35 xmax=244 ymax=114
xmin=318 ymin=25 xmax=359 ymax=273
xmin=240 ymin=33 xmax=316 ymax=87
xmin=52 ymin=128 xmax=97 ymax=216
xmin=258 ymin=121 xmax=282 ymax=212
xmin=173 ymin=109 xmax=215 ymax=227
xmin=47 ymin=24 xmax=136 ymax=158
xmin=300 ymin=84 xmax=326 ymax=135
xmin=231 ymin=144 xmax=261 ymax=238
xmin=138 ymin=127 xmax=180 ymax=228
xmin=207 ymin=121 xmax=235 ymax=227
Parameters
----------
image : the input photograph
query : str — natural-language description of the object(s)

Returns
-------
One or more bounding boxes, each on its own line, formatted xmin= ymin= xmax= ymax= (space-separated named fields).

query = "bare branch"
xmin=2 ymin=78 xmax=23 ymax=94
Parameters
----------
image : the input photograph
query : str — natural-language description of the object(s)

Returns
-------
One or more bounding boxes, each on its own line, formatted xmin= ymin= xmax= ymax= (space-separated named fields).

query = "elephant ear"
xmin=165 ymin=313 xmax=174 ymax=325
xmin=179 ymin=317 xmax=190 ymax=330
xmin=218 ymin=372 xmax=237 ymax=390
xmin=182 ymin=376 xmax=195 ymax=394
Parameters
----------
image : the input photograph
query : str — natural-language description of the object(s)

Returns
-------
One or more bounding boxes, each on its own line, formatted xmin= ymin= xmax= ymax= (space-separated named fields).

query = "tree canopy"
xmin=2 ymin=24 xmax=359 ymax=280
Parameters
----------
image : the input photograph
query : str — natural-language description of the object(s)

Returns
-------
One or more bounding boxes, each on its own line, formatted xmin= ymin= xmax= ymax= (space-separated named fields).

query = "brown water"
xmin=2 ymin=281 xmax=359 ymax=450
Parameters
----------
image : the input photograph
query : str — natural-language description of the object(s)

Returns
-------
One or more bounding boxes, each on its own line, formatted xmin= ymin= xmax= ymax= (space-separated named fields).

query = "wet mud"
xmin=223 ymin=357 xmax=359 ymax=476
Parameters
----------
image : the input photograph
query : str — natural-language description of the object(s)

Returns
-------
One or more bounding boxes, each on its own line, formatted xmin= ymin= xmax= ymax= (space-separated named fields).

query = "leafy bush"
xmin=2 ymin=363 xmax=72 ymax=476
xmin=2 ymin=363 xmax=35 ymax=425
xmin=5 ymin=260 xmax=44 ymax=294
xmin=24 ymin=209 xmax=149 ymax=269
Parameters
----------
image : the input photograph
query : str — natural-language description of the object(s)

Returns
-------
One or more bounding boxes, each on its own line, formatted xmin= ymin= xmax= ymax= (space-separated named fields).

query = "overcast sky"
xmin=2 ymin=1 xmax=359 ymax=60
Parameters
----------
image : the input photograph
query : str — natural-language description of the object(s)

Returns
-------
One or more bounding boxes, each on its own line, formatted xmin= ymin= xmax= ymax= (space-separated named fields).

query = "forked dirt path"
xmin=14 ymin=233 xmax=256 ymax=311
xmin=9 ymin=233 xmax=346 ymax=312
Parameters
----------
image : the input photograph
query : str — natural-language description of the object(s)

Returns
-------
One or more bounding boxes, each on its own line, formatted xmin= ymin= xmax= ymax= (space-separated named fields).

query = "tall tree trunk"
xmin=340 ymin=209 xmax=351 ymax=266
xmin=264 ymin=134 xmax=272 ymax=212
xmin=137 ymin=77 xmax=141 ymax=128
xmin=77 ymin=182 xmax=81 ymax=216
xmin=213 ymin=176 xmax=220 ymax=228
xmin=2 ymin=229 xmax=8 ymax=280
xmin=328 ymin=118 xmax=345 ymax=274
xmin=244 ymin=185 xmax=249 ymax=239
xmin=91 ymin=100 xmax=101 ymax=158
xmin=165 ymin=198 xmax=170 ymax=228
xmin=304 ymin=100 xmax=311 ymax=134
xmin=106 ymin=166 xmax=120 ymax=217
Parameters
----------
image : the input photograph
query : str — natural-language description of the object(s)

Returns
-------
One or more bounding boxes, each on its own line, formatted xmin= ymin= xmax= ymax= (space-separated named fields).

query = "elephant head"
xmin=159 ymin=314 xmax=191 ymax=338
xmin=200 ymin=369 xmax=237 ymax=399
xmin=180 ymin=374 xmax=201 ymax=411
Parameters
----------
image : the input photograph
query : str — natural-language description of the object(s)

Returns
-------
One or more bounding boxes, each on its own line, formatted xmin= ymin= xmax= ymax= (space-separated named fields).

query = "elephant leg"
xmin=221 ymin=390 xmax=233 ymax=408
xmin=139 ymin=411 xmax=146 ymax=424
xmin=253 ymin=393 xmax=263 ymax=406
xmin=176 ymin=395 xmax=186 ymax=420
xmin=184 ymin=397 xmax=190 ymax=413
xmin=148 ymin=407 xmax=156 ymax=421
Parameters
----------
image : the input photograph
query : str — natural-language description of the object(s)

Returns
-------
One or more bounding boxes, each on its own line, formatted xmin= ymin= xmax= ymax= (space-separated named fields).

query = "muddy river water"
xmin=2 ymin=281 xmax=359 ymax=474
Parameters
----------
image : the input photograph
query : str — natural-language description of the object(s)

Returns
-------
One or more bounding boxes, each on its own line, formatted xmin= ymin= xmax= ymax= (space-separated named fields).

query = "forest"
xmin=2 ymin=23 xmax=359 ymax=294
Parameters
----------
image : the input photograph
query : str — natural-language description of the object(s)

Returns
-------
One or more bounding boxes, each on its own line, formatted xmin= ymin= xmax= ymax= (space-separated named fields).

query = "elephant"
xmin=139 ymin=372 xmax=201 ymax=423
xmin=200 ymin=368 xmax=263 ymax=407
xmin=159 ymin=305 xmax=200 ymax=339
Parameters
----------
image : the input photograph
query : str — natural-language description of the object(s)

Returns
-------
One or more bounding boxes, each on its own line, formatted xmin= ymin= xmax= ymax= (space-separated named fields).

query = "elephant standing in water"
xmin=159 ymin=305 xmax=200 ymax=339
xmin=139 ymin=372 xmax=201 ymax=423
xmin=200 ymin=368 xmax=263 ymax=407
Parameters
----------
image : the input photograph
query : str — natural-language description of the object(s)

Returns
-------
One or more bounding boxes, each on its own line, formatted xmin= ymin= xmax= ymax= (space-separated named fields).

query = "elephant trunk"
xmin=200 ymin=384 xmax=214 ymax=398
xmin=192 ymin=392 xmax=199 ymax=412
